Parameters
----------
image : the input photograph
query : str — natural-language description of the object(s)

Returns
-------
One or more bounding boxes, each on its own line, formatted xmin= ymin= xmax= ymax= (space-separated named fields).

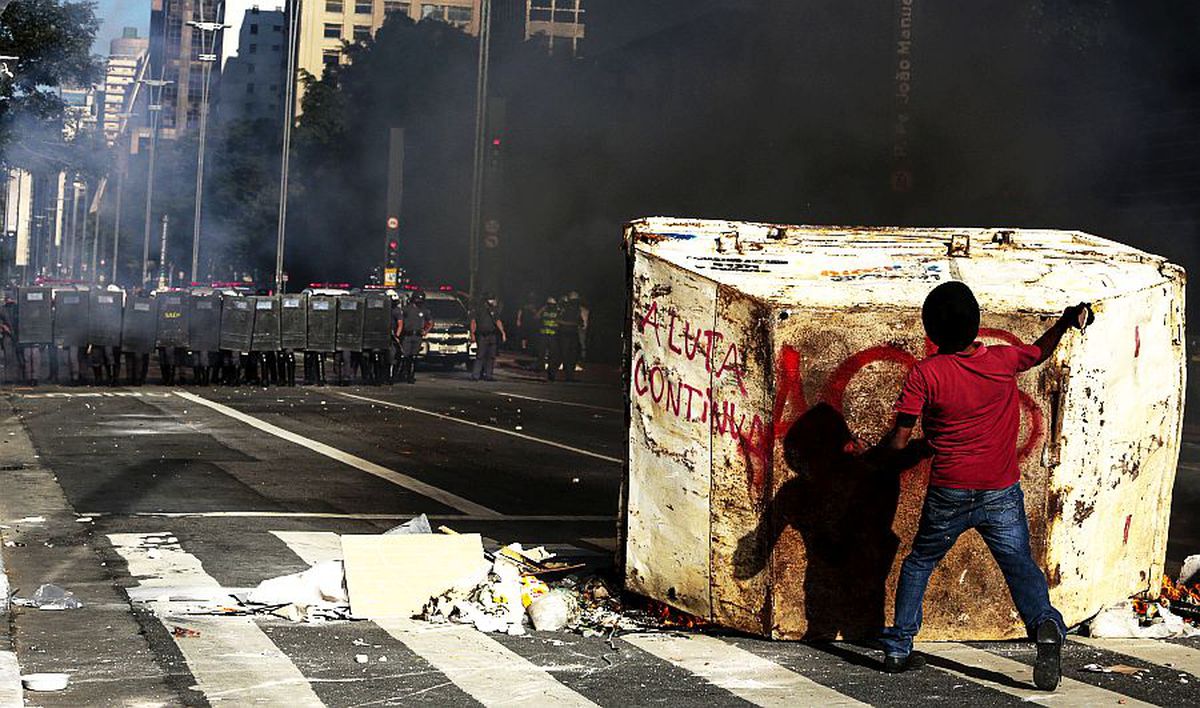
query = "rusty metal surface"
xmin=624 ymin=217 xmax=1187 ymax=641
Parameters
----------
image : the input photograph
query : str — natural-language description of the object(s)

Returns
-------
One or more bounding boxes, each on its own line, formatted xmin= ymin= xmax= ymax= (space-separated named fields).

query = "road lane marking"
xmin=174 ymin=391 xmax=500 ymax=517
xmin=375 ymin=619 xmax=599 ymax=707
xmin=332 ymin=391 xmax=623 ymax=465
xmin=271 ymin=531 xmax=342 ymax=565
xmin=107 ymin=532 xmax=325 ymax=707
xmin=0 ymin=652 xmax=21 ymax=708
xmin=1072 ymin=636 xmax=1200 ymax=678
xmin=79 ymin=511 xmax=613 ymax=522
xmin=490 ymin=390 xmax=622 ymax=413
xmin=918 ymin=642 xmax=1155 ymax=706
xmin=272 ymin=531 xmax=598 ymax=707
xmin=622 ymin=633 xmax=869 ymax=707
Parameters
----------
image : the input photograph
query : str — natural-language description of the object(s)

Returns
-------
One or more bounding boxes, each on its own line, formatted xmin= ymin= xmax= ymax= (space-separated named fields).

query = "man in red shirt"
xmin=873 ymin=281 xmax=1091 ymax=691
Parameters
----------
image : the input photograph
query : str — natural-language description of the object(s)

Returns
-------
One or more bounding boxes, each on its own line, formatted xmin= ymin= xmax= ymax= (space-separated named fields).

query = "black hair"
xmin=922 ymin=281 xmax=980 ymax=353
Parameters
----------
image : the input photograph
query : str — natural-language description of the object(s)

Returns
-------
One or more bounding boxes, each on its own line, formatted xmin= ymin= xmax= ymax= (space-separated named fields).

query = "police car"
xmin=411 ymin=289 xmax=476 ymax=369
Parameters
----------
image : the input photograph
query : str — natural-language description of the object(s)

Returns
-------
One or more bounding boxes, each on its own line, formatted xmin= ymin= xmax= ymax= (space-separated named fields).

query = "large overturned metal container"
xmin=623 ymin=217 xmax=1187 ymax=640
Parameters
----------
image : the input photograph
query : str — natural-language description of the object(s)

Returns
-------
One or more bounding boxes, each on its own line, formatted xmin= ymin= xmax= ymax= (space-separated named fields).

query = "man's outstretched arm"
xmin=1031 ymin=303 xmax=1093 ymax=366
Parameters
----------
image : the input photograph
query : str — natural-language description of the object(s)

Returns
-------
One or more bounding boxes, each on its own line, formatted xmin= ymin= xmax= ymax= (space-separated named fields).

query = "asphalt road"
xmin=0 ymin=360 xmax=1197 ymax=707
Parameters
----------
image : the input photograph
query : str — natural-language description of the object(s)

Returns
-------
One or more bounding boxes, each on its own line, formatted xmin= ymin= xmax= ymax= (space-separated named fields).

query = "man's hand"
xmin=1062 ymin=302 xmax=1094 ymax=331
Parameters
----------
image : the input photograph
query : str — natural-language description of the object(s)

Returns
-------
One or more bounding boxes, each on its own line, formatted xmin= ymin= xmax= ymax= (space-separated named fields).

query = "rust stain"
xmin=1072 ymin=499 xmax=1095 ymax=526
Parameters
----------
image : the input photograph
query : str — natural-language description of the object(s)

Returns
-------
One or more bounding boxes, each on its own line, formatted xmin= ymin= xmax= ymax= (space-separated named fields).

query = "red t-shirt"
xmin=894 ymin=342 xmax=1041 ymax=489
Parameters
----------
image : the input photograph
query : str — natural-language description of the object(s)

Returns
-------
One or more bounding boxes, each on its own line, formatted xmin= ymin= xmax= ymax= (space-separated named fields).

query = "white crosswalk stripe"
xmin=1072 ymin=635 xmax=1200 ymax=678
xmin=918 ymin=642 xmax=1157 ymax=707
xmin=108 ymin=532 xmax=325 ymax=707
xmin=272 ymin=529 xmax=600 ymax=707
xmin=0 ymin=652 xmax=21 ymax=708
xmin=622 ymin=632 xmax=870 ymax=707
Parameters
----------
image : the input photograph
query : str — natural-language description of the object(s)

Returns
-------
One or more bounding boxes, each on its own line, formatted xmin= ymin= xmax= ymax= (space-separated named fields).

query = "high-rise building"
xmin=218 ymin=5 xmax=288 ymax=124
xmin=101 ymin=27 xmax=149 ymax=145
xmin=149 ymin=0 xmax=226 ymax=139
xmin=61 ymin=86 xmax=99 ymax=141
xmin=524 ymin=0 xmax=585 ymax=57
xmin=294 ymin=0 xmax=482 ymax=110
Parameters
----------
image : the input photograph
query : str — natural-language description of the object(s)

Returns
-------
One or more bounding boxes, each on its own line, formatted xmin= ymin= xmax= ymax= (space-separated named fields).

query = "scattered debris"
xmin=21 ymin=673 xmax=69 ymax=692
xmin=1082 ymin=663 xmax=1145 ymax=676
xmin=13 ymin=584 xmax=84 ymax=611
xmin=383 ymin=513 xmax=432 ymax=536
xmin=354 ymin=654 xmax=369 ymax=664
xmin=171 ymin=626 xmax=201 ymax=638
xmin=248 ymin=560 xmax=348 ymax=606
xmin=528 ymin=589 xmax=579 ymax=632
xmin=343 ymin=532 xmax=487 ymax=619
xmin=14 ymin=516 xmax=45 ymax=524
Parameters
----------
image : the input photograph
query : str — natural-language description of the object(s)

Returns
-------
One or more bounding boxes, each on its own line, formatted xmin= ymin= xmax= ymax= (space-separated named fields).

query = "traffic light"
xmin=386 ymin=239 xmax=399 ymax=270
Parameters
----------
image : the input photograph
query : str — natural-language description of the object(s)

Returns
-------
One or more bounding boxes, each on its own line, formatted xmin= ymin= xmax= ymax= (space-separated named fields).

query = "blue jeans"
xmin=880 ymin=482 xmax=1066 ymax=657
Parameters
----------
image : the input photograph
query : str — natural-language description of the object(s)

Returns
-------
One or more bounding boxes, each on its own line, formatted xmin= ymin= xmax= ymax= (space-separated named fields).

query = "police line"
xmin=12 ymin=286 xmax=395 ymax=355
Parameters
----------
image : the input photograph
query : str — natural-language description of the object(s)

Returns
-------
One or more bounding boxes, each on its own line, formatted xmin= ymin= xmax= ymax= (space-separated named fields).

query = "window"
xmin=272 ymin=44 xmax=281 ymax=51
xmin=250 ymin=24 xmax=259 ymax=34
xmin=446 ymin=6 xmax=471 ymax=24
xmin=325 ymin=0 xmax=344 ymax=11
xmin=246 ymin=64 xmax=256 ymax=74
xmin=420 ymin=4 xmax=438 ymax=19
xmin=322 ymin=49 xmax=340 ymax=67
xmin=355 ymin=0 xmax=373 ymax=13
xmin=249 ymin=43 xmax=257 ymax=54
xmin=323 ymin=23 xmax=342 ymax=38
xmin=353 ymin=25 xmax=371 ymax=41
xmin=383 ymin=1 xmax=409 ymax=15
xmin=274 ymin=24 xmax=283 ymax=32
xmin=529 ymin=8 xmax=551 ymax=22
xmin=246 ymin=83 xmax=255 ymax=94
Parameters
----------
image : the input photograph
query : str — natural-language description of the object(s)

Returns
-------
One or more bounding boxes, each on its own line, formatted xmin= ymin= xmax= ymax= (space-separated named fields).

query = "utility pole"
xmin=468 ymin=0 xmax=493 ymax=302
xmin=157 ymin=214 xmax=169 ymax=291
xmin=275 ymin=0 xmax=300 ymax=294
xmin=187 ymin=12 xmax=229 ymax=285
xmin=111 ymin=111 xmax=136 ymax=285
xmin=140 ymin=77 xmax=172 ymax=287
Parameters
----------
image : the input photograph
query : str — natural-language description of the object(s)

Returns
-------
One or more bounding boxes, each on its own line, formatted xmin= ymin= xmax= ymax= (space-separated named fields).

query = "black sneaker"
xmin=882 ymin=653 xmax=926 ymax=674
xmin=1033 ymin=619 xmax=1062 ymax=691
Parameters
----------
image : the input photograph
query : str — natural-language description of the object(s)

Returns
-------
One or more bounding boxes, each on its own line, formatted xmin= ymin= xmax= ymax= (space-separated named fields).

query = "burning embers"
xmin=1158 ymin=574 xmax=1200 ymax=625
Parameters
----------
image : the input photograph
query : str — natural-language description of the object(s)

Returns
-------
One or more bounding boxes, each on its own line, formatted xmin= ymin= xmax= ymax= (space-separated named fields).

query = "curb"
xmin=0 ymin=532 xmax=7 ymax=616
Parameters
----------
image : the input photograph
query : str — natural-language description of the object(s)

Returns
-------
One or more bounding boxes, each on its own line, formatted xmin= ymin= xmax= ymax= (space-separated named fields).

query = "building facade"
xmin=149 ymin=0 xmax=225 ymax=139
xmin=218 ymin=5 xmax=288 ymax=124
xmin=525 ymin=0 xmax=585 ymax=57
xmin=295 ymin=1 xmax=481 ymax=107
xmin=101 ymin=27 xmax=150 ymax=146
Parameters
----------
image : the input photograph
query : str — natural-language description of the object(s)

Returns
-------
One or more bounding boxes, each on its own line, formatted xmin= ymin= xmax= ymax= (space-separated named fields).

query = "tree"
xmin=0 ymin=0 xmax=100 ymax=165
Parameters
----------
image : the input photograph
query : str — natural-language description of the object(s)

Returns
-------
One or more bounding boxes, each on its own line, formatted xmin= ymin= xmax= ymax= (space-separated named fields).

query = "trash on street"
xmin=13 ymin=583 xmax=84 ymax=610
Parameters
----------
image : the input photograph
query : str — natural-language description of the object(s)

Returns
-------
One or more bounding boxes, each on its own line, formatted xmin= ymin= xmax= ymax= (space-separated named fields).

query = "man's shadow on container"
xmin=734 ymin=402 xmax=929 ymax=640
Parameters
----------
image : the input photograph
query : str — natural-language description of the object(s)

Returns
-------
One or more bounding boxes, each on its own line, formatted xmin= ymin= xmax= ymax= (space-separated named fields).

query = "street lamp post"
xmin=468 ymin=0 xmax=493 ymax=302
xmin=187 ymin=15 xmax=229 ymax=286
xmin=275 ymin=0 xmax=300 ymax=294
xmin=139 ymin=77 xmax=173 ymax=287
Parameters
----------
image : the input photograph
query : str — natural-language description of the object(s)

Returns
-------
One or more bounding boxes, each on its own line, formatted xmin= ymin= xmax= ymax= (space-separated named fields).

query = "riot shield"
xmin=155 ymin=292 xmax=191 ymax=348
xmin=280 ymin=294 xmax=307 ymax=350
xmin=307 ymin=295 xmax=336 ymax=353
xmin=52 ymin=289 xmax=90 ymax=347
xmin=121 ymin=295 xmax=156 ymax=354
xmin=188 ymin=293 xmax=222 ymax=352
xmin=251 ymin=296 xmax=281 ymax=352
xmin=219 ymin=296 xmax=254 ymax=352
xmin=88 ymin=290 xmax=124 ymax=348
xmin=362 ymin=293 xmax=392 ymax=351
xmin=335 ymin=295 xmax=365 ymax=352
xmin=17 ymin=287 xmax=53 ymax=345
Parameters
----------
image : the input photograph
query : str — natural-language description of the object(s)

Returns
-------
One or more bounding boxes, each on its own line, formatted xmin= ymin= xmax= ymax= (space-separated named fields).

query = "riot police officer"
xmin=470 ymin=294 xmax=506 ymax=382
xmin=396 ymin=290 xmax=432 ymax=384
